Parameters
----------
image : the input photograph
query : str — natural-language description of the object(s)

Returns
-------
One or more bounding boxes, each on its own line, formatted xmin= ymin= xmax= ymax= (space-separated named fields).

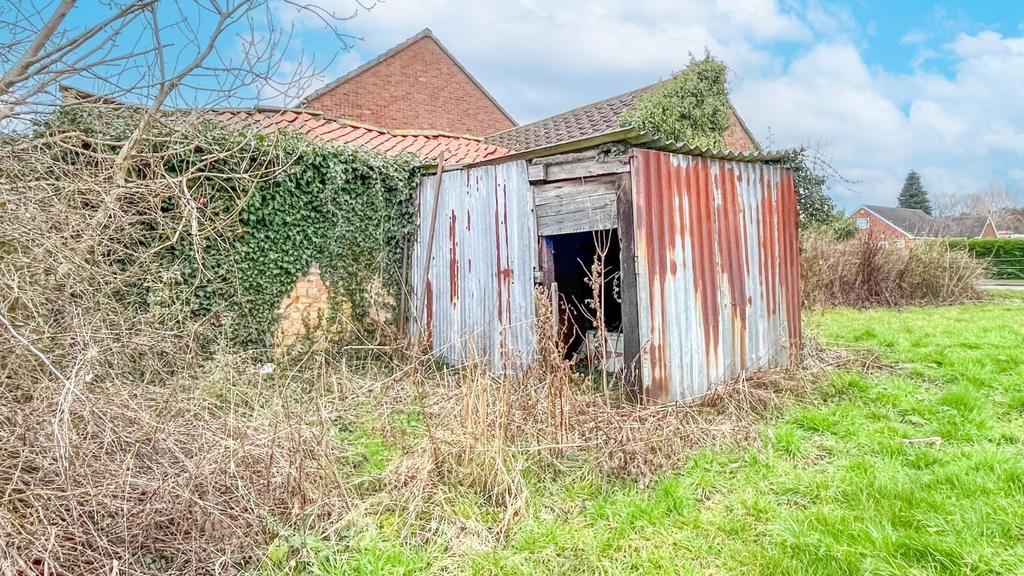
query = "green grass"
xmin=269 ymin=294 xmax=1024 ymax=575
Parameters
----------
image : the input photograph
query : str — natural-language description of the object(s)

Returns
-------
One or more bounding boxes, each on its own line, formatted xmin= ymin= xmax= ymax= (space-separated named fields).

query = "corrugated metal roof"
xmin=215 ymin=109 xmax=511 ymax=165
xmin=467 ymin=127 xmax=793 ymax=168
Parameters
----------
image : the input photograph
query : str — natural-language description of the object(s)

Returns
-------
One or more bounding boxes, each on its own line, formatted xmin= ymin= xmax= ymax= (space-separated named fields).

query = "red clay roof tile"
xmin=215 ymin=109 xmax=510 ymax=164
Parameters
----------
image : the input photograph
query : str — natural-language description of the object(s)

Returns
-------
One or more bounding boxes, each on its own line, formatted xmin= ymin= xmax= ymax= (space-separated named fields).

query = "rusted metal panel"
xmin=631 ymin=149 xmax=800 ymax=403
xmin=410 ymin=160 xmax=536 ymax=370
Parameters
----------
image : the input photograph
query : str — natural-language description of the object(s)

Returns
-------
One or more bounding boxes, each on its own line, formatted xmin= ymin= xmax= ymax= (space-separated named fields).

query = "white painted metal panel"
xmin=409 ymin=161 xmax=536 ymax=370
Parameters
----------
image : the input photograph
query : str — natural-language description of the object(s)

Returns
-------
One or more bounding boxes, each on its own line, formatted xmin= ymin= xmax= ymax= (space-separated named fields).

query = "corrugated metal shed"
xmin=409 ymin=160 xmax=536 ymax=370
xmin=631 ymin=149 xmax=800 ymax=402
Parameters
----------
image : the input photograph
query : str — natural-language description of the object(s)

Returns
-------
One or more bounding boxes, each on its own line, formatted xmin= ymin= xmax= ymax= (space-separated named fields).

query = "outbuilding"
xmin=410 ymin=128 xmax=801 ymax=403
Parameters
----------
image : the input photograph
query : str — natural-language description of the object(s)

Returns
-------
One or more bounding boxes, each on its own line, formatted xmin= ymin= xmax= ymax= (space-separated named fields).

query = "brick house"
xmin=302 ymin=29 xmax=516 ymax=137
xmin=851 ymin=205 xmax=997 ymax=243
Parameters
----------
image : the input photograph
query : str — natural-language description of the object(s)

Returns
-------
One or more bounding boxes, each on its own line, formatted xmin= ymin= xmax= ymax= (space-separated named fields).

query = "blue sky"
xmin=26 ymin=0 xmax=1024 ymax=211
xmin=285 ymin=0 xmax=1024 ymax=211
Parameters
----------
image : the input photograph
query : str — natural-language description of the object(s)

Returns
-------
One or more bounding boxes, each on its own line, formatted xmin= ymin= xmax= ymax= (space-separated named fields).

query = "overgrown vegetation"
xmin=800 ymin=233 xmax=985 ymax=309
xmin=619 ymin=53 xmax=731 ymax=151
xmin=255 ymin=294 xmax=1024 ymax=574
xmin=36 ymin=104 xmax=422 ymax=348
xmin=946 ymin=237 xmax=1024 ymax=280
xmin=0 ymin=105 xmax=418 ymax=573
xmin=618 ymin=53 xmax=848 ymax=231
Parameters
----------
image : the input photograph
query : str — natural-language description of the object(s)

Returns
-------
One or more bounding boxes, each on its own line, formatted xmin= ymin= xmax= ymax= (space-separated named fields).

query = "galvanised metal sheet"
xmin=631 ymin=149 xmax=800 ymax=403
xmin=409 ymin=160 xmax=536 ymax=370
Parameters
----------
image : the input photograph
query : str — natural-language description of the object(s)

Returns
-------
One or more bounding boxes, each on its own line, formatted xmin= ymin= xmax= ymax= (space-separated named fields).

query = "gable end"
xmin=302 ymin=29 xmax=516 ymax=137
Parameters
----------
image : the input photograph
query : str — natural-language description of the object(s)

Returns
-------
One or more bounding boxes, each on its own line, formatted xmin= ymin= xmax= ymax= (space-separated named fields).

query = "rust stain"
xmin=631 ymin=149 xmax=801 ymax=403
xmin=449 ymin=210 xmax=459 ymax=304
xmin=424 ymin=278 xmax=433 ymax=333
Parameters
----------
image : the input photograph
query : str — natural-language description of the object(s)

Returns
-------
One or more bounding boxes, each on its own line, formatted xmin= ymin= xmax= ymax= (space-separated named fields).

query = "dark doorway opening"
xmin=546 ymin=229 xmax=622 ymax=361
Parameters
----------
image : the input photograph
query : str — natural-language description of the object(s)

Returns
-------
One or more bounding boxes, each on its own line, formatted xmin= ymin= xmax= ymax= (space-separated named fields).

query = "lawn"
xmin=273 ymin=293 xmax=1024 ymax=575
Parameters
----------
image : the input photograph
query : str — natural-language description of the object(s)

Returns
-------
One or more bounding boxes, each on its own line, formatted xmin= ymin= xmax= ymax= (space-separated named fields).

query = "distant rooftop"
xmin=859 ymin=205 xmax=994 ymax=238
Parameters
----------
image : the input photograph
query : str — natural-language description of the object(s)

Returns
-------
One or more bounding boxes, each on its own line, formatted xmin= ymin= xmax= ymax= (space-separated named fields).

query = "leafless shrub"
xmin=0 ymin=358 xmax=354 ymax=575
xmin=801 ymin=232 xmax=986 ymax=309
xmin=0 ymin=109 xmax=340 ymax=574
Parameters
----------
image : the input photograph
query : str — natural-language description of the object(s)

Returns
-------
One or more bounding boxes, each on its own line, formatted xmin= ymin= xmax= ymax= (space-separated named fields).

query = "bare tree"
xmin=0 ymin=0 xmax=373 ymax=127
xmin=933 ymin=183 xmax=1018 ymax=217
xmin=932 ymin=192 xmax=972 ymax=217
xmin=967 ymin=183 xmax=1017 ymax=217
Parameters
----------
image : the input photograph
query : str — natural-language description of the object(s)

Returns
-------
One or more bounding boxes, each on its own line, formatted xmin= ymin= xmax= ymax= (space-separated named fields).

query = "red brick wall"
xmin=305 ymin=36 xmax=515 ymax=137
xmin=851 ymin=208 xmax=911 ymax=243
xmin=981 ymin=220 xmax=998 ymax=238
xmin=725 ymin=111 xmax=758 ymax=151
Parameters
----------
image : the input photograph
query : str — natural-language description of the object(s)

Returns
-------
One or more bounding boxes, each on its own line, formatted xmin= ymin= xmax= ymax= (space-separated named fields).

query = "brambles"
xmin=800 ymin=233 xmax=985 ymax=309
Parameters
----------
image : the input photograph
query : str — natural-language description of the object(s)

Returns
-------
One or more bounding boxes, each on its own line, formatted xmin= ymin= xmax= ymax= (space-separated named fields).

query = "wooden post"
xmin=615 ymin=170 xmax=643 ymax=403
xmin=415 ymin=150 xmax=446 ymax=337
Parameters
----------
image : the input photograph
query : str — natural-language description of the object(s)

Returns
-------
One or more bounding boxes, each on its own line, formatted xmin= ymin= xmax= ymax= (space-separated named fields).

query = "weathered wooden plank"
xmin=527 ymin=163 xmax=546 ymax=182
xmin=536 ymin=236 xmax=555 ymax=285
xmin=533 ymin=175 xmax=620 ymax=206
xmin=536 ymin=204 xmax=618 ymax=236
xmin=535 ymin=193 xmax=616 ymax=219
xmin=543 ymin=155 xmax=630 ymax=181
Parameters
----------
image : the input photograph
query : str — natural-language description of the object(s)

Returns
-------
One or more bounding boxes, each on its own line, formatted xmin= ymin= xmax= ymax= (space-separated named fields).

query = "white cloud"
xmin=296 ymin=0 xmax=808 ymax=120
xmin=900 ymin=30 xmax=926 ymax=45
xmin=286 ymin=2 xmax=1024 ymax=210
xmin=735 ymin=30 xmax=1024 ymax=209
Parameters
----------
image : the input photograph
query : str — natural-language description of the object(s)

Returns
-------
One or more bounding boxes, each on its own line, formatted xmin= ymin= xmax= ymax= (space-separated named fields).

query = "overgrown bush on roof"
xmin=619 ymin=53 xmax=847 ymax=229
xmin=618 ymin=53 xmax=731 ymax=150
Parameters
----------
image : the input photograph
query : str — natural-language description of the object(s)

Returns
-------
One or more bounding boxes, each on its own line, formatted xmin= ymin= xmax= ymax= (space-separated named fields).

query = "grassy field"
xmin=273 ymin=293 xmax=1024 ymax=575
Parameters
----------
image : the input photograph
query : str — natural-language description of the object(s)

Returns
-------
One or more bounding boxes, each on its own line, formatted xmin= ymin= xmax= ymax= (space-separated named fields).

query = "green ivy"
xmin=46 ymin=106 xmax=422 ymax=349
xmin=618 ymin=54 xmax=731 ymax=150
xmin=616 ymin=54 xmax=847 ymax=230
xmin=771 ymin=150 xmax=848 ymax=230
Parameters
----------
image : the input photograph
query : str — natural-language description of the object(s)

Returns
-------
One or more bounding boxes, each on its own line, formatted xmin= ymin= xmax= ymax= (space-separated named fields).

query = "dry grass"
xmin=0 ymin=112 xmax=865 ymax=574
xmin=0 ymin=350 xmax=361 ymax=574
xmin=801 ymin=232 xmax=986 ymax=309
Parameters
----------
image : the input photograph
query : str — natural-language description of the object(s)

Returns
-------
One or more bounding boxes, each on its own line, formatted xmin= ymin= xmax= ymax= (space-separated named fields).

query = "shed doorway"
xmin=544 ymin=229 xmax=623 ymax=371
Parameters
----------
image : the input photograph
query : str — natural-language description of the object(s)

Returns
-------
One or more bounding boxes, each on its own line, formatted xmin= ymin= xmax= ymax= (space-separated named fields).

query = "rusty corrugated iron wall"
xmin=410 ymin=161 xmax=536 ymax=370
xmin=631 ymin=149 xmax=800 ymax=403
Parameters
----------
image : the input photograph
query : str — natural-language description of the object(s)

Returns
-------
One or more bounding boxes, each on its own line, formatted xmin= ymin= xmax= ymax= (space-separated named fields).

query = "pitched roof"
xmin=484 ymin=82 xmax=759 ymax=152
xmin=858 ymin=205 xmax=994 ymax=238
xmin=861 ymin=205 xmax=934 ymax=237
xmin=927 ymin=215 xmax=993 ymax=238
xmin=215 ymin=108 xmax=511 ymax=165
xmin=301 ymin=28 xmax=516 ymax=126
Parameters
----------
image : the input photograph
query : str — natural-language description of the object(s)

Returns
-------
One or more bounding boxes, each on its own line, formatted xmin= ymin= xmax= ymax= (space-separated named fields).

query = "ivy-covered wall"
xmin=49 ymin=107 xmax=423 ymax=349
xmin=172 ymin=134 xmax=422 ymax=347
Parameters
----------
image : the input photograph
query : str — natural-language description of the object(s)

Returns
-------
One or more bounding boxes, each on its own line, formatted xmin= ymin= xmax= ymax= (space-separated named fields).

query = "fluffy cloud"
xmin=289 ymin=1 xmax=1024 ymax=210
xmin=736 ymin=30 xmax=1024 ymax=208
xmin=295 ymin=0 xmax=807 ymax=119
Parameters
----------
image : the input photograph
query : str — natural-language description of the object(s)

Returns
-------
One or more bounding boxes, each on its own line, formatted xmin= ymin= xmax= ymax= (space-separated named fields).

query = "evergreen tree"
xmin=898 ymin=170 xmax=932 ymax=214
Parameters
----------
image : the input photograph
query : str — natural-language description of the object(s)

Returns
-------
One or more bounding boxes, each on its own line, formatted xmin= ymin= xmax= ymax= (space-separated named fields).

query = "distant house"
xmin=850 ymin=205 xmax=997 ymax=242
xmin=302 ymin=28 xmax=517 ymax=137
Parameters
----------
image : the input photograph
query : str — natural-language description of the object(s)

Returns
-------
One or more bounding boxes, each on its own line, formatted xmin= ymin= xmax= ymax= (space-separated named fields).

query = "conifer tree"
xmin=898 ymin=170 xmax=932 ymax=214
